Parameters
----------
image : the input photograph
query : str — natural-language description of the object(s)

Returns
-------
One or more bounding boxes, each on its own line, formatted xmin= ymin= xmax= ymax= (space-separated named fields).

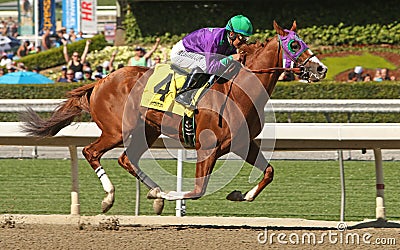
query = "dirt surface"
xmin=1 ymin=224 xmax=400 ymax=250
xmin=318 ymin=49 xmax=400 ymax=82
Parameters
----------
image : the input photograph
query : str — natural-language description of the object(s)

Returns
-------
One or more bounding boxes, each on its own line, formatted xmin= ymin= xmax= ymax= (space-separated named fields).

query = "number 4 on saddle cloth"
xmin=140 ymin=63 xmax=213 ymax=146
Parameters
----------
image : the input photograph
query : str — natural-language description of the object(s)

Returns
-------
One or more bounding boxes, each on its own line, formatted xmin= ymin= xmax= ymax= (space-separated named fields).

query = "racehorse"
xmin=21 ymin=21 xmax=327 ymax=215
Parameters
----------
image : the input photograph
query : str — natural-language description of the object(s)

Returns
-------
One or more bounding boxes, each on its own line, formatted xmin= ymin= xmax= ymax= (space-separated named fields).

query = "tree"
xmin=114 ymin=0 xmax=129 ymax=46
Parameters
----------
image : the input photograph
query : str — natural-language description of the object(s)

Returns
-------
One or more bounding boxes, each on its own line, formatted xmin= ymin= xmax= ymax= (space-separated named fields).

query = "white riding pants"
xmin=170 ymin=40 xmax=207 ymax=72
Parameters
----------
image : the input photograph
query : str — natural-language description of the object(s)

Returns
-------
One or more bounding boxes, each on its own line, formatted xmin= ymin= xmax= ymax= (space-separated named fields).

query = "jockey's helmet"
xmin=225 ymin=15 xmax=253 ymax=37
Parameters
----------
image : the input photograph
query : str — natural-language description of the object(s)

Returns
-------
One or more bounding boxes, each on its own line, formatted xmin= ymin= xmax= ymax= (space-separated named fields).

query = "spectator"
xmin=380 ymin=68 xmax=395 ymax=81
xmin=363 ymin=73 xmax=371 ymax=82
xmin=128 ymin=38 xmax=161 ymax=66
xmin=150 ymin=56 xmax=162 ymax=67
xmin=54 ymin=29 xmax=65 ymax=47
xmin=155 ymin=46 xmax=169 ymax=65
xmin=82 ymin=61 xmax=92 ymax=73
xmin=63 ymin=39 xmax=91 ymax=80
xmin=75 ymin=31 xmax=84 ymax=41
xmin=6 ymin=64 xmax=16 ymax=73
xmin=10 ymin=23 xmax=18 ymax=37
xmin=0 ymin=53 xmax=11 ymax=67
xmin=64 ymin=69 xmax=78 ymax=82
xmin=32 ymin=66 xmax=40 ymax=73
xmin=347 ymin=66 xmax=363 ymax=82
xmin=69 ymin=28 xmax=77 ymax=43
xmin=0 ymin=20 xmax=6 ymax=36
xmin=102 ymin=49 xmax=118 ymax=75
xmin=94 ymin=65 xmax=104 ymax=78
xmin=17 ymin=40 xmax=30 ymax=58
xmin=6 ymin=17 xmax=16 ymax=37
xmin=41 ymin=27 xmax=52 ymax=50
xmin=373 ymin=68 xmax=383 ymax=82
xmin=17 ymin=62 xmax=26 ymax=71
xmin=29 ymin=46 xmax=41 ymax=55
xmin=83 ymin=68 xmax=94 ymax=81
xmin=57 ymin=65 xmax=68 ymax=82
xmin=94 ymin=72 xmax=103 ymax=81
xmin=22 ymin=0 xmax=32 ymax=18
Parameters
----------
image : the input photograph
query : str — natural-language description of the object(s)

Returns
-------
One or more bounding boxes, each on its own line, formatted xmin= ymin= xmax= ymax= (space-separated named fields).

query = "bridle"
xmin=244 ymin=34 xmax=317 ymax=81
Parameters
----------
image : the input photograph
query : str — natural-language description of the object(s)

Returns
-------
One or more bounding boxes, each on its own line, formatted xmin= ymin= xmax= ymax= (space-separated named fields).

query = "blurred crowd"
xmin=348 ymin=66 xmax=396 ymax=82
xmin=0 ymin=15 xmax=168 ymax=82
xmin=0 ymin=16 xmax=18 ymax=38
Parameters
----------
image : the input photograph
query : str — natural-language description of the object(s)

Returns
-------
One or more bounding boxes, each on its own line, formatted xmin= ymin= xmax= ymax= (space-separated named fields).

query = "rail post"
xmin=69 ymin=145 xmax=80 ymax=215
xmin=373 ymin=148 xmax=386 ymax=220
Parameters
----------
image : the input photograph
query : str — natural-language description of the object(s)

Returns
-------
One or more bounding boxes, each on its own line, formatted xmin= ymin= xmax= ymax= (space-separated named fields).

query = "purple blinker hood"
xmin=278 ymin=29 xmax=309 ymax=68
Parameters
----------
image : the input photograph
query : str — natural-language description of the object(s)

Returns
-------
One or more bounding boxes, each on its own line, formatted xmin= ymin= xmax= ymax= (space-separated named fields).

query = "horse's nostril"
xmin=317 ymin=66 xmax=325 ymax=73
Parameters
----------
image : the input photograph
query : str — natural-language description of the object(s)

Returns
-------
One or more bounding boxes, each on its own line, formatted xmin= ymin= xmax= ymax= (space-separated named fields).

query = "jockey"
xmin=171 ymin=14 xmax=253 ymax=108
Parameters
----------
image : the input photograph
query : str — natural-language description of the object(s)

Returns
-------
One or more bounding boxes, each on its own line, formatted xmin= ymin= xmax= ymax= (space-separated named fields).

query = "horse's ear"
xmin=290 ymin=20 xmax=297 ymax=32
xmin=273 ymin=20 xmax=287 ymax=36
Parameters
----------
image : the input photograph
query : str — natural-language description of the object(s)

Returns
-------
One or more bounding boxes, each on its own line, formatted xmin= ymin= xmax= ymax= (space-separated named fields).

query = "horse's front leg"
xmin=149 ymin=149 xmax=218 ymax=201
xmin=183 ymin=150 xmax=218 ymax=200
xmin=228 ymin=140 xmax=274 ymax=201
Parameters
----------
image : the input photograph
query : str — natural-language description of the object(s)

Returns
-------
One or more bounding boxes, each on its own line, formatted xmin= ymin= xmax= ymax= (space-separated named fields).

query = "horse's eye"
xmin=289 ymin=41 xmax=300 ymax=52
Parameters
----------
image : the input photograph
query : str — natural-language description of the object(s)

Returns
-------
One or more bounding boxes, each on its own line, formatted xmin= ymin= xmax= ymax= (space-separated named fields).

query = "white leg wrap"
xmin=95 ymin=166 xmax=114 ymax=193
xmin=244 ymin=185 xmax=258 ymax=201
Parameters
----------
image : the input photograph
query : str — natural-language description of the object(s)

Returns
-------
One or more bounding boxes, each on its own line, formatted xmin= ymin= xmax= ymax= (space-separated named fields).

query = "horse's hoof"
xmin=226 ymin=190 xmax=245 ymax=201
xmin=102 ymin=201 xmax=113 ymax=213
xmin=102 ymin=192 xmax=115 ymax=213
xmin=153 ymin=198 xmax=164 ymax=215
xmin=147 ymin=187 xmax=162 ymax=199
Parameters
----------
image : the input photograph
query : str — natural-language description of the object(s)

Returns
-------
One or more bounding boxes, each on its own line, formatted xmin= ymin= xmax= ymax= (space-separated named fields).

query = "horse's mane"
xmin=239 ymin=38 xmax=273 ymax=55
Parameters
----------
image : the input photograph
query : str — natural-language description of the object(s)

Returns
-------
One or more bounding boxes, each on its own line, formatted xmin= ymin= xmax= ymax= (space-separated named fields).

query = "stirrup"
xmin=175 ymin=91 xmax=196 ymax=110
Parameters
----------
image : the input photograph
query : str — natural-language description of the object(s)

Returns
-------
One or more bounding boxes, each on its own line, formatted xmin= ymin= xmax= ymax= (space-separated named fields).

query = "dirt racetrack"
xmin=1 ymin=216 xmax=400 ymax=249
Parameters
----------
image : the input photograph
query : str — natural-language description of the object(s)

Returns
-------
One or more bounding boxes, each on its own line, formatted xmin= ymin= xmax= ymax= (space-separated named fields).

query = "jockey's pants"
xmin=170 ymin=40 xmax=207 ymax=72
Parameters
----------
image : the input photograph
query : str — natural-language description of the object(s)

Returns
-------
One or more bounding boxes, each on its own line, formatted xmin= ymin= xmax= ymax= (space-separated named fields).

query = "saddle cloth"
xmin=140 ymin=63 xmax=207 ymax=118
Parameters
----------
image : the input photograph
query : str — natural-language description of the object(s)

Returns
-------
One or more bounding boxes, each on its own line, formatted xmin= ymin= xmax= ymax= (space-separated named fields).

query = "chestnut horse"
xmin=22 ymin=21 xmax=327 ymax=215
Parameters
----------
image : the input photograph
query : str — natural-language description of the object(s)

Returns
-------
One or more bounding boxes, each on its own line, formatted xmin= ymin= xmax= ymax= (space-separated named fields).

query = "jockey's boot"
xmin=175 ymin=68 xmax=207 ymax=109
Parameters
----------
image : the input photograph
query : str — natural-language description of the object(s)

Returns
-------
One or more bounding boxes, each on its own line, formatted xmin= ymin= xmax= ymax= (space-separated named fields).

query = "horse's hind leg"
xmin=117 ymin=125 xmax=165 ymax=214
xmin=82 ymin=133 xmax=122 ymax=213
xmin=117 ymin=127 xmax=161 ymax=190
xmin=228 ymin=140 xmax=274 ymax=201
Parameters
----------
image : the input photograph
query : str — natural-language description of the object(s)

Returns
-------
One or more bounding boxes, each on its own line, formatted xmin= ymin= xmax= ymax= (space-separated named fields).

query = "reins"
xmin=250 ymin=67 xmax=301 ymax=74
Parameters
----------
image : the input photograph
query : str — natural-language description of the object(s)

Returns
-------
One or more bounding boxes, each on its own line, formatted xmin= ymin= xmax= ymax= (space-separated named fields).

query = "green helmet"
xmin=225 ymin=15 xmax=253 ymax=37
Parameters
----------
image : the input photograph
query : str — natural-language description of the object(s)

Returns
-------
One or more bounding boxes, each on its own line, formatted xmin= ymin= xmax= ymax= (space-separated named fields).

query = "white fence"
xmin=1 ymin=99 xmax=400 ymax=221
xmin=3 ymin=98 xmax=400 ymax=113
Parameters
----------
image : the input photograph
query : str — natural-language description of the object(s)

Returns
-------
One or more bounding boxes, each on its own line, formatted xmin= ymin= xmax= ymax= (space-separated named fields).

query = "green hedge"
xmin=0 ymin=83 xmax=83 ymax=99
xmin=129 ymin=0 xmax=399 ymax=37
xmin=16 ymin=35 xmax=109 ymax=70
xmin=273 ymin=81 xmax=400 ymax=123
xmin=273 ymin=81 xmax=400 ymax=99
xmin=4 ymin=81 xmax=397 ymax=100
xmin=1 ymin=81 xmax=399 ymax=123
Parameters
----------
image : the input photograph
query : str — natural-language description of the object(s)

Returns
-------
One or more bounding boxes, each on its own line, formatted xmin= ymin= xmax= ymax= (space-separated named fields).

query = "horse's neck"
xmin=242 ymin=36 xmax=282 ymax=101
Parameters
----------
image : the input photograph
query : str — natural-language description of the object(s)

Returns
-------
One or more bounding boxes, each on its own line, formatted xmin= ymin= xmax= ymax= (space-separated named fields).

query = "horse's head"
xmin=274 ymin=20 xmax=327 ymax=82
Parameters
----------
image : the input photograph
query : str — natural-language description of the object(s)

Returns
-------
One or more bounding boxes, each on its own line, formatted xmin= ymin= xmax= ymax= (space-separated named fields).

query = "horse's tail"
xmin=21 ymin=82 xmax=96 ymax=137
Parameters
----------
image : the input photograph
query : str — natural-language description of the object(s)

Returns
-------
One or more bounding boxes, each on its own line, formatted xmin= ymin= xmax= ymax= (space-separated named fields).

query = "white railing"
xmin=2 ymin=98 xmax=400 ymax=113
